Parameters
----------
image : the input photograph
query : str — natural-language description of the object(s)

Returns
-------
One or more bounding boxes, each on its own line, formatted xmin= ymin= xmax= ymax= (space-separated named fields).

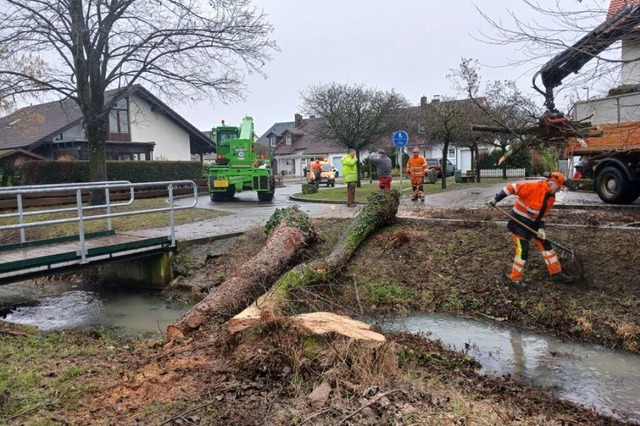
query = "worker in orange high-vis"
xmin=406 ymin=147 xmax=427 ymax=201
xmin=486 ymin=172 xmax=575 ymax=290
xmin=311 ymin=160 xmax=323 ymax=187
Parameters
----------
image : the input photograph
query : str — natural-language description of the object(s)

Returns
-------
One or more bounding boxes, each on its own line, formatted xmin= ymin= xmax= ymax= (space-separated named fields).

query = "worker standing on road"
xmin=406 ymin=147 xmax=427 ymax=201
xmin=341 ymin=149 xmax=358 ymax=207
xmin=311 ymin=160 xmax=323 ymax=188
xmin=369 ymin=149 xmax=393 ymax=190
xmin=486 ymin=172 xmax=575 ymax=290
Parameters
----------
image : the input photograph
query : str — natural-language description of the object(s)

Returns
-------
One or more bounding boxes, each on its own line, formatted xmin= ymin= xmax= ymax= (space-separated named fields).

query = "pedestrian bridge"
xmin=0 ymin=180 xmax=197 ymax=285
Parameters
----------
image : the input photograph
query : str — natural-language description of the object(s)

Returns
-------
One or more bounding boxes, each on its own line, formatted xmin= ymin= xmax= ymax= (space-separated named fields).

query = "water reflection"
xmin=382 ymin=313 xmax=640 ymax=423
xmin=0 ymin=280 xmax=189 ymax=335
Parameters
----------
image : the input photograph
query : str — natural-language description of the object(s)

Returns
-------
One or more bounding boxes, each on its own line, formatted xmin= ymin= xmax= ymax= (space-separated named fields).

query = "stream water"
xmin=0 ymin=280 xmax=188 ymax=336
xmin=2 ymin=281 xmax=639 ymax=423
xmin=382 ymin=314 xmax=640 ymax=424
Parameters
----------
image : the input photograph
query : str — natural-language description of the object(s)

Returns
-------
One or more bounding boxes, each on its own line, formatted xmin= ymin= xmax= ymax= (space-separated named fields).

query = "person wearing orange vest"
xmin=406 ymin=147 xmax=427 ymax=201
xmin=487 ymin=172 xmax=575 ymax=290
xmin=311 ymin=160 xmax=322 ymax=187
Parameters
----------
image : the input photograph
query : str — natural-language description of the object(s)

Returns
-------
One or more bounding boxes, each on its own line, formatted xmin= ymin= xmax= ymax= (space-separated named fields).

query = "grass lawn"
xmin=0 ymin=198 xmax=230 ymax=243
xmin=294 ymin=177 xmax=508 ymax=203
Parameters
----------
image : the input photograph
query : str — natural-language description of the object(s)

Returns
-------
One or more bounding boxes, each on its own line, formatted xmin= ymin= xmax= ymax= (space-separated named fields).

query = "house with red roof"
xmin=607 ymin=0 xmax=640 ymax=85
xmin=266 ymin=96 xmax=485 ymax=177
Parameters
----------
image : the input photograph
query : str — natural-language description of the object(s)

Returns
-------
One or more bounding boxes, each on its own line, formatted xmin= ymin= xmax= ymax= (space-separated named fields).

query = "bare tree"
xmin=450 ymin=58 xmax=544 ymax=179
xmin=0 ymin=0 xmax=276 ymax=203
xmin=475 ymin=1 xmax=640 ymax=108
xmin=423 ymin=97 xmax=477 ymax=189
xmin=300 ymin=82 xmax=408 ymax=186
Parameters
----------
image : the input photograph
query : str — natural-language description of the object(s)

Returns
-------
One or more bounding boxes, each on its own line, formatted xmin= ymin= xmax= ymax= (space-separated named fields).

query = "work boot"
xmin=551 ymin=272 xmax=575 ymax=284
xmin=509 ymin=280 xmax=527 ymax=291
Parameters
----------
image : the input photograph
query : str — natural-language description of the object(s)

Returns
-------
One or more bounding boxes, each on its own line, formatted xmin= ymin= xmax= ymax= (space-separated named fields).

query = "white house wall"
xmin=129 ymin=94 xmax=191 ymax=160
xmin=621 ymin=39 xmax=640 ymax=86
xmin=575 ymin=92 xmax=640 ymax=124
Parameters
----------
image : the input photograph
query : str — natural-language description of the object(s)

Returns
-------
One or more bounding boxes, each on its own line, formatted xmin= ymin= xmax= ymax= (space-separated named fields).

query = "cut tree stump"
xmin=167 ymin=206 xmax=317 ymax=339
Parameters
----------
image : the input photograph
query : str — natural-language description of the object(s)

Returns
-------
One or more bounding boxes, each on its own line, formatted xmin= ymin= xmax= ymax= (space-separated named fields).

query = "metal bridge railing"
xmin=0 ymin=180 xmax=198 ymax=263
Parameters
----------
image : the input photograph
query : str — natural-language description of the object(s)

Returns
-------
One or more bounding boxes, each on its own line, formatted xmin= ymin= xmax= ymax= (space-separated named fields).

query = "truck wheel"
xmin=258 ymin=176 xmax=275 ymax=202
xmin=595 ymin=166 xmax=630 ymax=204
xmin=225 ymin=186 xmax=236 ymax=199
xmin=624 ymin=181 xmax=640 ymax=203
xmin=211 ymin=192 xmax=224 ymax=202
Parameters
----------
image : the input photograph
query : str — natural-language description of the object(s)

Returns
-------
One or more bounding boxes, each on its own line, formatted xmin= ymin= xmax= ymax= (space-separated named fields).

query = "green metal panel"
xmin=86 ymin=236 xmax=171 ymax=257
xmin=0 ymin=252 xmax=79 ymax=274
xmin=0 ymin=236 xmax=171 ymax=275
xmin=0 ymin=230 xmax=116 ymax=253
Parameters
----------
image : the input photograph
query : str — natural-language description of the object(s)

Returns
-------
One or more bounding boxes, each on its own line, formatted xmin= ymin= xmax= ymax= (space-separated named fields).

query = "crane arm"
xmin=534 ymin=3 xmax=640 ymax=111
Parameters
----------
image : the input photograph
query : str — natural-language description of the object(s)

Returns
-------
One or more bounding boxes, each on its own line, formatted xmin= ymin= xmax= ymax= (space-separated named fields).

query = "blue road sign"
xmin=393 ymin=130 xmax=409 ymax=148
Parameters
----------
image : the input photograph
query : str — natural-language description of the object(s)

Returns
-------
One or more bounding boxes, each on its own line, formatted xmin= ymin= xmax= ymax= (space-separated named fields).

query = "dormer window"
xmin=270 ymin=136 xmax=276 ymax=147
xmin=286 ymin=135 xmax=292 ymax=145
xmin=108 ymin=97 xmax=131 ymax=141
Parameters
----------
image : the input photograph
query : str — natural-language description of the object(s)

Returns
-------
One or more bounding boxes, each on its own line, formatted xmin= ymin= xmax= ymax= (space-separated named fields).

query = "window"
xmin=286 ymin=135 xmax=292 ymax=145
xmin=269 ymin=136 xmax=276 ymax=147
xmin=448 ymin=148 xmax=455 ymax=156
xmin=108 ymin=98 xmax=131 ymax=142
xmin=109 ymin=98 xmax=129 ymax=134
xmin=217 ymin=131 xmax=238 ymax=146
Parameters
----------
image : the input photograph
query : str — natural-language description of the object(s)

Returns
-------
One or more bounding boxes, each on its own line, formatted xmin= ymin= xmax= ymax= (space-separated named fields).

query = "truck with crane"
xmin=474 ymin=2 xmax=640 ymax=204
xmin=207 ymin=116 xmax=275 ymax=202
xmin=532 ymin=2 xmax=640 ymax=204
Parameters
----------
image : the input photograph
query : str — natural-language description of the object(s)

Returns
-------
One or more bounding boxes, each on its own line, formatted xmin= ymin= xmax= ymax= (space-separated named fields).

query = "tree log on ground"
xmin=167 ymin=206 xmax=317 ymax=339
xmin=228 ymin=190 xmax=400 ymax=335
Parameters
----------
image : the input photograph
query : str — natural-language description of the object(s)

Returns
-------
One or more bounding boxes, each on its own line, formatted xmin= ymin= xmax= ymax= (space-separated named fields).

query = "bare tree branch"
xmin=0 ymin=0 xmax=277 ymax=202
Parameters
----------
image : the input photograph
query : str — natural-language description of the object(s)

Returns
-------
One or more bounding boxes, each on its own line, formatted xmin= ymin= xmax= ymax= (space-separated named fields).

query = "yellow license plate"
xmin=213 ymin=179 xmax=228 ymax=188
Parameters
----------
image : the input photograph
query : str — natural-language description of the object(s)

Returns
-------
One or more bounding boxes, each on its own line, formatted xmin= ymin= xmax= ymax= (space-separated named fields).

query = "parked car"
xmin=306 ymin=161 xmax=336 ymax=187
xmin=427 ymin=158 xmax=455 ymax=177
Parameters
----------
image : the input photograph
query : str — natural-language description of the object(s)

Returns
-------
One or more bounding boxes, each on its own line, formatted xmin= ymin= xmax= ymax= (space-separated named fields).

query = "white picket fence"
xmin=479 ymin=168 xmax=526 ymax=178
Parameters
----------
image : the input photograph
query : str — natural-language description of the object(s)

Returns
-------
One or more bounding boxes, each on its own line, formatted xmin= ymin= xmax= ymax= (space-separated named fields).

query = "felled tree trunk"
xmin=167 ymin=206 xmax=317 ymax=339
xmin=228 ymin=190 xmax=400 ymax=332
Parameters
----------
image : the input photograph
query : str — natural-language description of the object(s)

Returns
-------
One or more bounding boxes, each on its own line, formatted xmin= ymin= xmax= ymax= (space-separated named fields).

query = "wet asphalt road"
xmin=130 ymin=181 xmax=361 ymax=241
xmin=130 ymin=179 xmax=638 ymax=242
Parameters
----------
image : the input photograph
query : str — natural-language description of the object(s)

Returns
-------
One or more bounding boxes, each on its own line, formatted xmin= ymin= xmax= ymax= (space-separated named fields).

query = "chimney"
xmin=294 ymin=113 xmax=302 ymax=128
xmin=431 ymin=95 xmax=441 ymax=103
xmin=420 ymin=96 xmax=427 ymax=107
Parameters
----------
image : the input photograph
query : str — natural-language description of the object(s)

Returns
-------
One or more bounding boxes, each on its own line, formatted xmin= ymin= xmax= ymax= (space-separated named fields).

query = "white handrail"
xmin=0 ymin=180 xmax=198 ymax=258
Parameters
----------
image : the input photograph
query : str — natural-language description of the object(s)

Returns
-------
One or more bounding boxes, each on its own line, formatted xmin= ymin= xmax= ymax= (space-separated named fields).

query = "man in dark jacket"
xmin=369 ymin=149 xmax=393 ymax=190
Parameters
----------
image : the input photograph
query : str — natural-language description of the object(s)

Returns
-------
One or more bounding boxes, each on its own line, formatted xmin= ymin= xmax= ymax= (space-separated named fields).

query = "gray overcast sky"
xmin=176 ymin=0 xmax=604 ymax=136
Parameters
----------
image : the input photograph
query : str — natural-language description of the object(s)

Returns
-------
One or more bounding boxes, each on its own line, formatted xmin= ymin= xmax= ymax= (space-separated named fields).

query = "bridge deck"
xmin=0 ymin=233 xmax=171 ymax=285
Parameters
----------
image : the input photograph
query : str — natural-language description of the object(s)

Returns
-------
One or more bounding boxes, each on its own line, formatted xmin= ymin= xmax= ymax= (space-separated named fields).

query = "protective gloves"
xmin=537 ymin=228 xmax=546 ymax=240
xmin=486 ymin=197 xmax=497 ymax=208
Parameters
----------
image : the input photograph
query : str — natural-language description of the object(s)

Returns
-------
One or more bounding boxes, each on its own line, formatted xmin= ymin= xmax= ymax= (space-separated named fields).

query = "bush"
xmin=485 ymin=148 xmax=533 ymax=176
xmin=301 ymin=183 xmax=318 ymax=194
xmin=574 ymin=179 xmax=594 ymax=192
xmin=19 ymin=160 xmax=203 ymax=185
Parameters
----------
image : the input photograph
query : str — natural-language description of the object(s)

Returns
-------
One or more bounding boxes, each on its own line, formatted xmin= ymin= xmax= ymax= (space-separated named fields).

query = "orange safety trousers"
xmin=510 ymin=234 xmax=561 ymax=281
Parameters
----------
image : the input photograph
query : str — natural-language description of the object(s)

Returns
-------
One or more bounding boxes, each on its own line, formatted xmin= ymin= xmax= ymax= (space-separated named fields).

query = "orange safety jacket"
xmin=406 ymin=156 xmax=427 ymax=177
xmin=312 ymin=162 xmax=322 ymax=171
xmin=501 ymin=180 xmax=555 ymax=222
